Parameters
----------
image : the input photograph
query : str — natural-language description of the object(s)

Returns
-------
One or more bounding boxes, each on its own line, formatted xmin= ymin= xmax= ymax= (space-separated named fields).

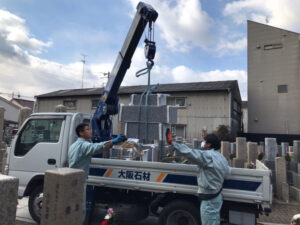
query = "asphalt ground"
xmin=16 ymin=197 xmax=298 ymax=225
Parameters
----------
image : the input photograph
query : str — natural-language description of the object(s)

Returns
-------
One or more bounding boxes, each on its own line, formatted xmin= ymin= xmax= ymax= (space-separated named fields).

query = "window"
xmin=278 ymin=85 xmax=288 ymax=93
xmin=91 ymin=99 xmax=99 ymax=108
xmin=15 ymin=119 xmax=63 ymax=156
xmin=167 ymin=97 xmax=186 ymax=107
xmin=63 ymin=100 xmax=76 ymax=109
xmin=264 ymin=43 xmax=282 ymax=50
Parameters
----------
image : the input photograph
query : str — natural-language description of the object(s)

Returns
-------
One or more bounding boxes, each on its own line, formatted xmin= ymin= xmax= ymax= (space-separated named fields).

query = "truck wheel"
xmin=28 ymin=185 xmax=43 ymax=223
xmin=158 ymin=200 xmax=201 ymax=225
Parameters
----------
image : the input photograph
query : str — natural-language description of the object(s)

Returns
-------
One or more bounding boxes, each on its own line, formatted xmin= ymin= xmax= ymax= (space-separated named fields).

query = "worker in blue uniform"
xmin=166 ymin=130 xmax=231 ymax=225
xmin=68 ymin=123 xmax=127 ymax=223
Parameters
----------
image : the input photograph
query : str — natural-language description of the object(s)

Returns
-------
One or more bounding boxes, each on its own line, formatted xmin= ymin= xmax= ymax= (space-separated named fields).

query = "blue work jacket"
xmin=172 ymin=142 xmax=231 ymax=195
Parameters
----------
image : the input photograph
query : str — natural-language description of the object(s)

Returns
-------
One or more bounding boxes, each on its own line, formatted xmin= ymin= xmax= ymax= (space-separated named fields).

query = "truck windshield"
xmin=15 ymin=118 xmax=63 ymax=156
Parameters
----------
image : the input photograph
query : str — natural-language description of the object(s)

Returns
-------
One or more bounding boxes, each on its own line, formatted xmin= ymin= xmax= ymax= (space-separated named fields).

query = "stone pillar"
xmin=247 ymin=142 xmax=258 ymax=164
xmin=293 ymin=141 xmax=300 ymax=163
xmin=281 ymin=142 xmax=289 ymax=157
xmin=230 ymin=142 xmax=236 ymax=154
xmin=282 ymin=182 xmax=289 ymax=203
xmin=265 ymin=138 xmax=277 ymax=161
xmin=221 ymin=141 xmax=230 ymax=161
xmin=232 ymin=158 xmax=245 ymax=168
xmin=0 ymin=174 xmax=19 ymax=225
xmin=0 ymin=149 xmax=6 ymax=173
xmin=275 ymin=157 xmax=287 ymax=199
xmin=55 ymin=104 xmax=67 ymax=112
xmin=236 ymin=137 xmax=247 ymax=160
xmin=41 ymin=168 xmax=85 ymax=225
xmin=18 ymin=107 xmax=32 ymax=128
xmin=0 ymin=107 xmax=4 ymax=149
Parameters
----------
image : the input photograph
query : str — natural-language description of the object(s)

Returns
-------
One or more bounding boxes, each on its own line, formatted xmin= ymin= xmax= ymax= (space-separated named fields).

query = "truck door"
xmin=9 ymin=116 xmax=65 ymax=176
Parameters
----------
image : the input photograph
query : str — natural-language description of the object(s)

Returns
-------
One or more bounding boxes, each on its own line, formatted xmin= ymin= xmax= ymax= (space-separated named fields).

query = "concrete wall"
xmin=248 ymin=21 xmax=300 ymax=134
xmin=0 ymin=98 xmax=19 ymax=123
xmin=36 ymin=90 xmax=240 ymax=140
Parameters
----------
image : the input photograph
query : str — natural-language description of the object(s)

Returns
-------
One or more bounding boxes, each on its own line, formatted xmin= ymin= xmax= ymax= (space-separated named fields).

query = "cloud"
xmin=0 ymin=9 xmax=52 ymax=55
xmin=0 ymin=7 xmax=247 ymax=101
xmin=224 ymin=0 xmax=300 ymax=32
xmin=127 ymin=0 xmax=214 ymax=52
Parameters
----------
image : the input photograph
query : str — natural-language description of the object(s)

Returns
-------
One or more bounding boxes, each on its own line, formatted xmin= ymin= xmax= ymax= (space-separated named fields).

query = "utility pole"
xmin=81 ymin=54 xmax=87 ymax=88
xmin=98 ymin=71 xmax=110 ymax=87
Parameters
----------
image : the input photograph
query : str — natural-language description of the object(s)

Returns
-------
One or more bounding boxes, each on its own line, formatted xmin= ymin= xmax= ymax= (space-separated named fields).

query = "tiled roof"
xmin=36 ymin=80 xmax=239 ymax=98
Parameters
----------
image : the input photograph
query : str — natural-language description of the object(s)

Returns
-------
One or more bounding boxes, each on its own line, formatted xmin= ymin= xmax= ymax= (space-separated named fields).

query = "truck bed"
xmin=88 ymin=159 xmax=272 ymax=210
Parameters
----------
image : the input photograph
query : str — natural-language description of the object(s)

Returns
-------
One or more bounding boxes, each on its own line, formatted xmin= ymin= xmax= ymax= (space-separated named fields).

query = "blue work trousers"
xmin=200 ymin=193 xmax=223 ymax=225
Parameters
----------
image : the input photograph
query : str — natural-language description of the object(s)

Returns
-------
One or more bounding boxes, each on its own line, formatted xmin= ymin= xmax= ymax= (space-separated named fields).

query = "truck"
xmin=4 ymin=2 xmax=272 ymax=225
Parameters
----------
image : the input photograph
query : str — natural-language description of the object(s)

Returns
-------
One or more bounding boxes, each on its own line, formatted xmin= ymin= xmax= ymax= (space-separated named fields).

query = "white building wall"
xmin=0 ymin=98 xmax=19 ymax=123
xmin=248 ymin=21 xmax=300 ymax=134
xmin=36 ymin=91 xmax=237 ymax=140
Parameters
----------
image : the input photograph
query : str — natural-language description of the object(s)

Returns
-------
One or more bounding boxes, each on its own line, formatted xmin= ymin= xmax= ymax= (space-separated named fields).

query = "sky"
xmin=1 ymin=0 xmax=300 ymax=100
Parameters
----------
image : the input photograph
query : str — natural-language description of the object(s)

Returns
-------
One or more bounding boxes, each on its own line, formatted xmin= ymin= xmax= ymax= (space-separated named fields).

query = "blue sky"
xmin=0 ymin=0 xmax=300 ymax=100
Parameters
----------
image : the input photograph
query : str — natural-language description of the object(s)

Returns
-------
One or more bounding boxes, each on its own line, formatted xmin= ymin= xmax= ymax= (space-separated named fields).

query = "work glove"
xmin=166 ymin=128 xmax=173 ymax=145
xmin=112 ymin=134 xmax=127 ymax=144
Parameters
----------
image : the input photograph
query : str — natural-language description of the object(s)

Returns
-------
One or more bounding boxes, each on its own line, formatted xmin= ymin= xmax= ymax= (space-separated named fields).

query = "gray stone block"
xmin=221 ymin=141 xmax=230 ymax=161
xmin=265 ymin=138 xmax=277 ymax=161
xmin=287 ymin=170 xmax=293 ymax=185
xmin=282 ymin=182 xmax=289 ymax=202
xmin=293 ymin=140 xmax=300 ymax=163
xmin=232 ymin=158 xmax=246 ymax=168
xmin=236 ymin=137 xmax=246 ymax=160
xmin=281 ymin=142 xmax=289 ymax=156
xmin=247 ymin=142 xmax=258 ymax=163
xmin=18 ymin=107 xmax=32 ymax=127
xmin=230 ymin=142 xmax=236 ymax=154
xmin=275 ymin=157 xmax=287 ymax=196
xmin=0 ymin=149 xmax=6 ymax=173
xmin=0 ymin=107 xmax=4 ymax=147
xmin=119 ymin=105 xmax=177 ymax=124
xmin=130 ymin=94 xmax=168 ymax=106
xmin=289 ymin=186 xmax=300 ymax=202
xmin=0 ymin=174 xmax=19 ymax=225
xmin=292 ymin=172 xmax=300 ymax=189
xmin=287 ymin=161 xmax=298 ymax=173
xmin=264 ymin=160 xmax=275 ymax=170
xmin=124 ymin=122 xmax=171 ymax=143
xmin=277 ymin=145 xmax=282 ymax=157
xmin=41 ymin=168 xmax=84 ymax=225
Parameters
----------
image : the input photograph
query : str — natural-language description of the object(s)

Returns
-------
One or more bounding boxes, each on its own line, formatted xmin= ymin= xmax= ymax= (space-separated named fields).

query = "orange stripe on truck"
xmin=156 ymin=173 xmax=165 ymax=182
xmin=105 ymin=168 xmax=113 ymax=177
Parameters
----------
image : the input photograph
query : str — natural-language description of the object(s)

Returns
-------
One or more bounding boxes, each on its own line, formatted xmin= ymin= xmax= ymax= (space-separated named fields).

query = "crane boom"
xmin=92 ymin=2 xmax=158 ymax=142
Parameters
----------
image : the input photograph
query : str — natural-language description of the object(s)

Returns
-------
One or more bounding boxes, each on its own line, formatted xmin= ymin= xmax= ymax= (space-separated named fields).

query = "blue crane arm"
xmin=92 ymin=2 xmax=158 ymax=142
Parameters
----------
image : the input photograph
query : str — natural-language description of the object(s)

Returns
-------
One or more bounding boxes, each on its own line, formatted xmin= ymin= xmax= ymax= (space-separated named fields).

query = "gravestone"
xmin=0 ymin=174 xmax=19 ymax=225
xmin=221 ymin=141 xmax=230 ymax=161
xmin=41 ymin=168 xmax=84 ymax=225
xmin=265 ymin=138 xmax=277 ymax=161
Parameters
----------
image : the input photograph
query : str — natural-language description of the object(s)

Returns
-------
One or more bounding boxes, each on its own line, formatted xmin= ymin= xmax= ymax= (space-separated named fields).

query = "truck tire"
xmin=158 ymin=200 xmax=201 ymax=225
xmin=28 ymin=185 xmax=43 ymax=223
